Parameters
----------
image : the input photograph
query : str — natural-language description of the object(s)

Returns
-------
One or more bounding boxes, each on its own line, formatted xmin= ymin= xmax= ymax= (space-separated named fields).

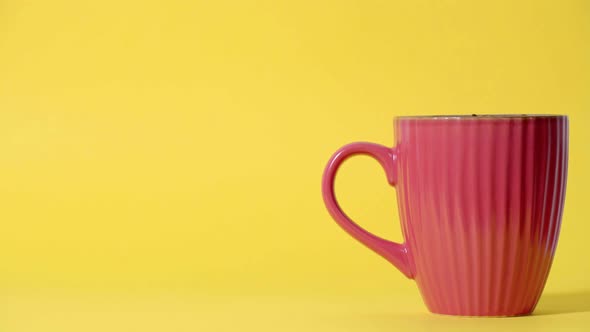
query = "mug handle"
xmin=322 ymin=142 xmax=414 ymax=279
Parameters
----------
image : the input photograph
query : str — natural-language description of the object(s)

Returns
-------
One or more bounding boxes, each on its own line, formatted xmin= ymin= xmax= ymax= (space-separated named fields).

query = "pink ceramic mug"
xmin=322 ymin=115 xmax=568 ymax=316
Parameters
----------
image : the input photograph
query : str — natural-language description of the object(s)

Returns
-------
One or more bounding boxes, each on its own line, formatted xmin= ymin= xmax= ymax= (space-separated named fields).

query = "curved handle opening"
xmin=321 ymin=142 xmax=414 ymax=279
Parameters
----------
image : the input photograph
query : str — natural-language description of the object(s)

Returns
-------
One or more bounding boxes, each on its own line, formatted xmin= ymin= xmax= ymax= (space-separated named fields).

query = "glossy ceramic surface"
xmin=322 ymin=115 xmax=569 ymax=316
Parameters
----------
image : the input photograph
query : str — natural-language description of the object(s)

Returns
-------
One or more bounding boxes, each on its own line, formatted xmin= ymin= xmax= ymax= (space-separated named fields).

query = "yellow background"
xmin=0 ymin=0 xmax=589 ymax=331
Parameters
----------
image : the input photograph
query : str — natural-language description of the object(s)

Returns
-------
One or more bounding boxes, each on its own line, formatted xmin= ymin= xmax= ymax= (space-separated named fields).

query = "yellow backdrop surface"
xmin=0 ymin=0 xmax=589 ymax=331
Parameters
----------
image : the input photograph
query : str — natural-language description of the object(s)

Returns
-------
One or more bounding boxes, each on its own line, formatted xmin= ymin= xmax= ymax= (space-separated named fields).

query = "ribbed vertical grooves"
xmin=541 ymin=120 xmax=561 ymax=284
xmin=520 ymin=119 xmax=547 ymax=312
xmin=479 ymin=122 xmax=493 ymax=316
xmin=522 ymin=119 xmax=537 ymax=312
xmin=491 ymin=122 xmax=510 ymax=313
xmin=402 ymin=117 xmax=567 ymax=316
xmin=470 ymin=120 xmax=480 ymax=315
xmin=414 ymin=120 xmax=433 ymax=310
xmin=503 ymin=120 xmax=525 ymax=313
xmin=412 ymin=119 xmax=441 ymax=311
xmin=513 ymin=119 xmax=535 ymax=314
xmin=485 ymin=122 xmax=498 ymax=315
xmin=514 ymin=121 xmax=534 ymax=313
xmin=447 ymin=122 xmax=465 ymax=314
xmin=436 ymin=121 xmax=463 ymax=314
xmin=528 ymin=119 xmax=556 ymax=309
xmin=464 ymin=121 xmax=477 ymax=315
xmin=440 ymin=128 xmax=454 ymax=313
xmin=524 ymin=119 xmax=551 ymax=309
xmin=531 ymin=117 xmax=566 ymax=309
xmin=504 ymin=123 xmax=517 ymax=312
xmin=553 ymin=117 xmax=568 ymax=256
xmin=426 ymin=122 xmax=440 ymax=310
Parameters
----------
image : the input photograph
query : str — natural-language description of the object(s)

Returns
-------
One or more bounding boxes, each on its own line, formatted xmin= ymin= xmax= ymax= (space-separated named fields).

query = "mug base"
xmin=429 ymin=309 xmax=533 ymax=318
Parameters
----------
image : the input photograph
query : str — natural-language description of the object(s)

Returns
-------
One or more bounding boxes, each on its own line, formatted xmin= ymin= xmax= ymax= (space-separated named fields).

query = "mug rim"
xmin=395 ymin=114 xmax=567 ymax=120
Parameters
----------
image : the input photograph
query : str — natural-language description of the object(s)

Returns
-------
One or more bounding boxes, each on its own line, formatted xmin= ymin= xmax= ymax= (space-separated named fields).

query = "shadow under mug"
xmin=322 ymin=115 xmax=568 ymax=317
